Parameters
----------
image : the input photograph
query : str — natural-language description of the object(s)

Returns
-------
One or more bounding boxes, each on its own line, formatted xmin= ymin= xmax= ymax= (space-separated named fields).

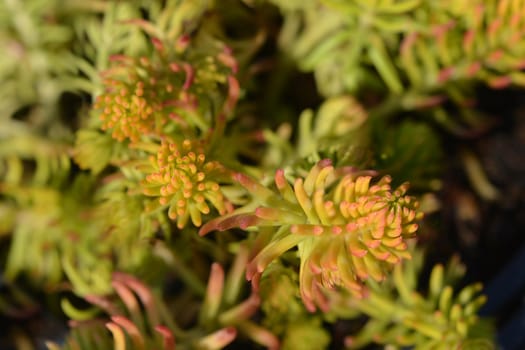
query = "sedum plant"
xmin=200 ymin=160 xmax=422 ymax=311
xmin=49 ymin=244 xmax=279 ymax=350
xmin=336 ymin=251 xmax=493 ymax=349
xmin=3 ymin=0 xmax=519 ymax=349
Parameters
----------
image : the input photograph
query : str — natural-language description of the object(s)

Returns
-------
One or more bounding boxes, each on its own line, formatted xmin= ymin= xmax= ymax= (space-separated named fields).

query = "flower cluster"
xmin=95 ymin=38 xmax=239 ymax=144
xmin=201 ymin=160 xmax=422 ymax=311
xmin=96 ymin=54 xmax=192 ymax=143
xmin=141 ymin=139 xmax=233 ymax=229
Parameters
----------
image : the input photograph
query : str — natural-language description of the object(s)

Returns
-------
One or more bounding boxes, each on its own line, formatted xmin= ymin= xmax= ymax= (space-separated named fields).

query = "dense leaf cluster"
xmin=2 ymin=0 xmax=518 ymax=349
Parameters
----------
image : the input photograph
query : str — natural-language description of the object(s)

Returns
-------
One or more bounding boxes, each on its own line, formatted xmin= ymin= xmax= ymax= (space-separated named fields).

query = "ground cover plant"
xmin=2 ymin=0 xmax=524 ymax=349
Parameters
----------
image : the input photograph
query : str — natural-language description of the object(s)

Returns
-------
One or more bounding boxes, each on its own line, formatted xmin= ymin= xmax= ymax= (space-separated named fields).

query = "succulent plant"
xmin=338 ymin=252 xmax=494 ymax=349
xmin=201 ymin=159 xmax=422 ymax=311
xmin=141 ymin=138 xmax=233 ymax=229
xmin=1 ymin=0 xmax=509 ymax=349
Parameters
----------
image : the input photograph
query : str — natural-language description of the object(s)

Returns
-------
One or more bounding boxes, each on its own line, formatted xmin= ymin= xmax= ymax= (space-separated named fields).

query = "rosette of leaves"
xmin=335 ymin=251 xmax=494 ymax=349
xmin=200 ymin=160 xmax=422 ymax=311
xmin=48 ymin=272 xmax=182 ymax=350
xmin=53 ymin=246 xmax=279 ymax=350
xmin=271 ymin=0 xmax=421 ymax=96
xmin=274 ymin=0 xmax=525 ymax=93
xmin=271 ymin=0 xmax=525 ymax=133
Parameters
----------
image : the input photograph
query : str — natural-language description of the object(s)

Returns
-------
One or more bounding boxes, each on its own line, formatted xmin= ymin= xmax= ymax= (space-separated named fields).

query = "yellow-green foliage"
xmin=338 ymin=252 xmax=494 ymax=349
xmin=0 ymin=0 xmax=511 ymax=349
